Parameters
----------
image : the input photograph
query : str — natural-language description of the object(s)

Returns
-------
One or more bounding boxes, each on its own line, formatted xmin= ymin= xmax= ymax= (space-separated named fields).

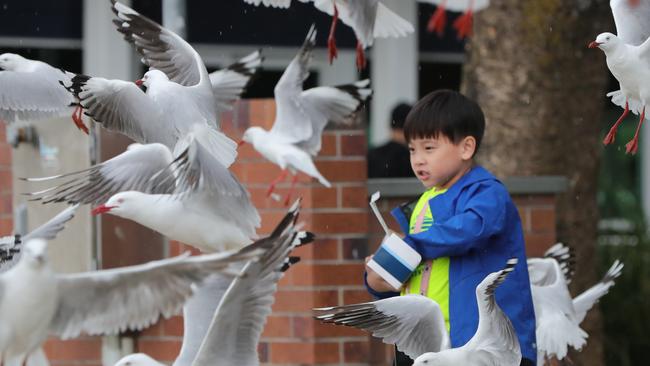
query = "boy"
xmin=365 ymin=90 xmax=537 ymax=365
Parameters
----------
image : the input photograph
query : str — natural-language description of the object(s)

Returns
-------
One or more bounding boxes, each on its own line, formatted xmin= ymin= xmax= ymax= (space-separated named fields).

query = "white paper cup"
xmin=367 ymin=233 xmax=422 ymax=290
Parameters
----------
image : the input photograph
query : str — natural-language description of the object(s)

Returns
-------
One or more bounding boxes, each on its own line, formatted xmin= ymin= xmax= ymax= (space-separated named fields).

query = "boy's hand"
xmin=365 ymin=255 xmax=398 ymax=293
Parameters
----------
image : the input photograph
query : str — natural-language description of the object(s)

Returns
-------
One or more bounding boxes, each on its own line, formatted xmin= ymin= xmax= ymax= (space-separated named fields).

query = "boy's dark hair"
xmin=403 ymin=90 xmax=485 ymax=155
xmin=390 ymin=103 xmax=412 ymax=130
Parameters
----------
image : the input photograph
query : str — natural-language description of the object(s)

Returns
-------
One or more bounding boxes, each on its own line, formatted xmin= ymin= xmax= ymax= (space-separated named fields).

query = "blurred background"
xmin=0 ymin=1 xmax=648 ymax=365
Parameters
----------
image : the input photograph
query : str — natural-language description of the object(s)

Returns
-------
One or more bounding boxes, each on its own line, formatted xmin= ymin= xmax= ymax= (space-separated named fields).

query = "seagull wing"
xmin=611 ymin=0 xmax=650 ymax=46
xmin=208 ymin=50 xmax=263 ymax=111
xmin=49 ymin=248 xmax=261 ymax=339
xmin=24 ymin=143 xmax=176 ymax=205
xmin=314 ymin=294 xmax=450 ymax=360
xmin=63 ymin=74 xmax=169 ymax=146
xmin=111 ymin=1 xmax=207 ymax=88
xmin=269 ymin=25 xmax=316 ymax=144
xmin=297 ymin=79 xmax=371 ymax=155
xmin=23 ymin=205 xmax=79 ymax=242
xmin=0 ymin=64 xmax=74 ymax=123
xmin=573 ymin=260 xmax=623 ymax=324
xmin=243 ymin=0 xmax=293 ymax=8
xmin=192 ymin=202 xmax=312 ymax=366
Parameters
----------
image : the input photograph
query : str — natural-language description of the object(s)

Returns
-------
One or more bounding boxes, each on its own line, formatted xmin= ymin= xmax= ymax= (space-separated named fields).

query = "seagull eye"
xmin=117 ymin=198 xmax=124 ymax=203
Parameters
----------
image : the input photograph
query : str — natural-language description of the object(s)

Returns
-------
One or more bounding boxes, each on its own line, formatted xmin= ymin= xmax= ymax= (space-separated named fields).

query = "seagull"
xmin=314 ymin=258 xmax=522 ymax=365
xmin=528 ymin=243 xmax=624 ymax=365
xmin=0 ymin=236 xmax=263 ymax=366
xmin=60 ymin=2 xmax=262 ymax=158
xmin=588 ymin=0 xmax=650 ymax=154
xmin=24 ymin=124 xmax=260 ymax=253
xmin=243 ymin=0 xmax=414 ymax=70
xmin=240 ymin=25 xmax=372 ymax=205
xmin=0 ymin=53 xmax=88 ymax=134
xmin=418 ymin=0 xmax=490 ymax=39
xmin=112 ymin=200 xmax=313 ymax=366
xmin=1 ymin=205 xmax=78 ymax=271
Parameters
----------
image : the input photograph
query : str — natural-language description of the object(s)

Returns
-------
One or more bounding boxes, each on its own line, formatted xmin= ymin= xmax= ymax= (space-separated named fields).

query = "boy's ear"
xmin=460 ymin=136 xmax=477 ymax=160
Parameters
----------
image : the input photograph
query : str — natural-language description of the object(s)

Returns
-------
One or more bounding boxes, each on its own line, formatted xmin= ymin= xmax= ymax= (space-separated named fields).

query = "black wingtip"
xmin=280 ymin=256 xmax=301 ymax=272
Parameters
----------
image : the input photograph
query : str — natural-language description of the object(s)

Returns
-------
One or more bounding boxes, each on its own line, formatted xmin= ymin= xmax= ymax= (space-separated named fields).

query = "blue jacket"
xmin=366 ymin=166 xmax=537 ymax=363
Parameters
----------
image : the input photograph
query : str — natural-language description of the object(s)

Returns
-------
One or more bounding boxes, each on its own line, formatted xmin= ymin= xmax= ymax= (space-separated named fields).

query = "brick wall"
xmin=8 ymin=100 xmax=561 ymax=366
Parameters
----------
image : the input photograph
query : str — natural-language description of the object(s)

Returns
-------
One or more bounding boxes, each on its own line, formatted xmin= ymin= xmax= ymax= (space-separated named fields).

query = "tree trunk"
xmin=461 ymin=0 xmax=612 ymax=365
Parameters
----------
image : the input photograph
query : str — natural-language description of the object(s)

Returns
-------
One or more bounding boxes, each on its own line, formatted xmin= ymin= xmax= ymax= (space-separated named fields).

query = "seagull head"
xmin=115 ymin=353 xmax=164 ymax=366
xmin=23 ymin=239 xmax=49 ymax=268
xmin=92 ymin=192 xmax=142 ymax=217
xmin=588 ymin=32 xmax=619 ymax=51
xmin=135 ymin=70 xmax=169 ymax=88
xmin=241 ymin=126 xmax=267 ymax=146
xmin=0 ymin=53 xmax=26 ymax=71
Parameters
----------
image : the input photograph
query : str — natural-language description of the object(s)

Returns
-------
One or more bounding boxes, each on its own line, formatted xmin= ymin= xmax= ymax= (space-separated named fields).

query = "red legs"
xmin=71 ymin=104 xmax=89 ymax=135
xmin=328 ymin=1 xmax=339 ymax=64
xmin=267 ymin=169 xmax=288 ymax=198
xmin=453 ymin=2 xmax=475 ymax=40
xmin=453 ymin=11 xmax=473 ymax=39
xmin=604 ymin=100 xmax=630 ymax=145
xmin=427 ymin=0 xmax=447 ymax=36
xmin=283 ymin=174 xmax=299 ymax=207
xmin=626 ymin=106 xmax=645 ymax=155
xmin=355 ymin=41 xmax=367 ymax=71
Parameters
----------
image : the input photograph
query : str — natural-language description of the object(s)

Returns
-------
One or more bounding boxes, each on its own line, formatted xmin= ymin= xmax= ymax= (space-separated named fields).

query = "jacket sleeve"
xmin=364 ymin=272 xmax=400 ymax=299
xmin=403 ymin=183 xmax=507 ymax=259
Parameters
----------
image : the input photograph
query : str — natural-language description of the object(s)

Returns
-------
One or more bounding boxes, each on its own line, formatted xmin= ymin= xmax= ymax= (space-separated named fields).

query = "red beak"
xmin=135 ymin=79 xmax=144 ymax=86
xmin=588 ymin=41 xmax=600 ymax=49
xmin=237 ymin=140 xmax=246 ymax=147
xmin=91 ymin=204 xmax=116 ymax=216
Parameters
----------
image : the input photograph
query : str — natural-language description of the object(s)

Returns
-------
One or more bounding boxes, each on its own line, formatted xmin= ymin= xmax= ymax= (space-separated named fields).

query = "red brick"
xmin=0 ymin=170 xmax=12 ymax=192
xmin=343 ymin=289 xmax=372 ymax=304
xmin=241 ymin=162 xmax=282 ymax=184
xmin=291 ymin=263 xmax=366 ymax=286
xmin=269 ymin=342 xmax=339 ymax=364
xmin=259 ymin=211 xmax=292 ymax=235
xmin=341 ymin=185 xmax=369 ymax=208
xmin=139 ymin=322 xmax=163 ymax=337
xmin=43 ymin=338 xmax=102 ymax=361
xmin=340 ymin=133 xmax=367 ymax=156
xmin=0 ymin=218 xmax=12 ymax=235
xmin=0 ymin=194 xmax=11 ymax=216
xmin=315 ymin=160 xmax=367 ymax=182
xmin=261 ymin=315 xmax=292 ymax=338
xmin=309 ymin=186 xmax=338 ymax=209
xmin=517 ymin=206 xmax=530 ymax=233
xmin=248 ymin=99 xmax=276 ymax=130
xmin=0 ymin=145 xmax=11 ymax=165
xmin=530 ymin=207 xmax=556 ymax=232
xmin=235 ymin=140 xmax=262 ymax=159
xmin=137 ymin=339 xmax=182 ymax=362
xmin=311 ymin=212 xmax=369 ymax=234
xmin=292 ymin=238 xmax=339 ymax=261
xmin=163 ymin=316 xmax=184 ymax=337
xmin=512 ymin=194 xmax=556 ymax=206
xmin=344 ymin=340 xmax=372 ymax=363
xmin=272 ymin=289 xmax=338 ymax=312
xmin=258 ymin=342 xmax=269 ymax=363
xmin=524 ymin=233 xmax=556 ymax=257
xmin=320 ymin=133 xmax=338 ymax=156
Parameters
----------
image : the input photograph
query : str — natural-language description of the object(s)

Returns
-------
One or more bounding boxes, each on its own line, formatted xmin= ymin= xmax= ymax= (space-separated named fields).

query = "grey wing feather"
xmin=192 ymin=202 xmax=310 ymax=366
xmin=63 ymin=74 xmax=170 ymax=146
xmin=0 ymin=66 xmax=74 ymax=123
xmin=23 ymin=143 xmax=176 ymax=205
xmin=611 ymin=0 xmax=650 ymax=46
xmin=314 ymin=295 xmax=450 ymax=360
xmin=23 ymin=205 xmax=79 ymax=241
xmin=297 ymin=80 xmax=372 ymax=155
xmin=543 ymin=243 xmax=576 ymax=284
xmin=573 ymin=260 xmax=623 ymax=323
xmin=269 ymin=25 xmax=317 ymax=144
xmin=111 ymin=1 xmax=204 ymax=87
xmin=209 ymin=50 xmax=263 ymax=111
xmin=49 ymin=248 xmax=261 ymax=339
xmin=467 ymin=258 xmax=521 ymax=362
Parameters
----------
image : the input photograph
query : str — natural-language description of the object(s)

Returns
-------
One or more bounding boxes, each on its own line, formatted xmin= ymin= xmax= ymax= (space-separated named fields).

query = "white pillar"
xmin=163 ymin=0 xmax=187 ymax=38
xmin=369 ymin=0 xmax=418 ymax=147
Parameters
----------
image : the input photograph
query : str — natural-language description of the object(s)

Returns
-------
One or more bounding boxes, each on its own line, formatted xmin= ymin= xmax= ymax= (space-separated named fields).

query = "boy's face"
xmin=408 ymin=135 xmax=476 ymax=189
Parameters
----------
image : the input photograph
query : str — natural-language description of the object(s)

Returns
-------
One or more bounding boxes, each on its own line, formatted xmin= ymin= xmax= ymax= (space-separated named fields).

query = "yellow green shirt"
xmin=402 ymin=187 xmax=451 ymax=331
